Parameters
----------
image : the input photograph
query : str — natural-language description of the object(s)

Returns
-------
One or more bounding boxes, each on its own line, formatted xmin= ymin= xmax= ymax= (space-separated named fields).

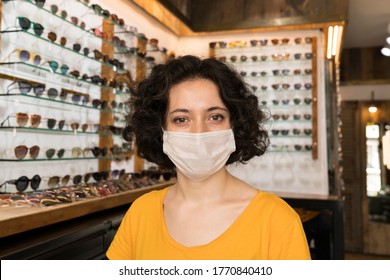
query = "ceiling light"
xmin=386 ymin=36 xmax=390 ymax=45
xmin=381 ymin=45 xmax=390 ymax=56
xmin=368 ymin=91 xmax=378 ymax=113
xmin=327 ymin=24 xmax=343 ymax=60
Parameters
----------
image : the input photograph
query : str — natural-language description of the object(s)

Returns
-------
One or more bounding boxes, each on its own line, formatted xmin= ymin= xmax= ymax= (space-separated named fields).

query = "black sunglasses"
xmin=17 ymin=16 xmax=44 ymax=36
xmin=7 ymin=80 xmax=45 ymax=96
xmin=0 ymin=175 xmax=41 ymax=192
xmin=91 ymin=4 xmax=110 ymax=18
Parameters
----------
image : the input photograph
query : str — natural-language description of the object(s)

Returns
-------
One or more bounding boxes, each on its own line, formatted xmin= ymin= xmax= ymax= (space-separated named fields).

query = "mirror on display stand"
xmin=366 ymin=121 xmax=390 ymax=223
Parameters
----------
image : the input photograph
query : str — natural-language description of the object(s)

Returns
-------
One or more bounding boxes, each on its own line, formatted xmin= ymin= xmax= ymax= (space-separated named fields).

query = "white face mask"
xmin=162 ymin=129 xmax=236 ymax=181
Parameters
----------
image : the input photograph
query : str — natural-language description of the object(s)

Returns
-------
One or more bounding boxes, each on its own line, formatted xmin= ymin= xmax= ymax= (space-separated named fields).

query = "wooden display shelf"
xmin=0 ymin=181 xmax=175 ymax=238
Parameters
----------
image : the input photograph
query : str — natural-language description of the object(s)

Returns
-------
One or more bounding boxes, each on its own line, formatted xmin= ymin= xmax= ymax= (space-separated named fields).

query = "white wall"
xmin=340 ymin=84 xmax=390 ymax=101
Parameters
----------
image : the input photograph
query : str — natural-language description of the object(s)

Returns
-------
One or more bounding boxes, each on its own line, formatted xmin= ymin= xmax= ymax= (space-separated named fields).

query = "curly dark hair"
xmin=123 ymin=55 xmax=269 ymax=169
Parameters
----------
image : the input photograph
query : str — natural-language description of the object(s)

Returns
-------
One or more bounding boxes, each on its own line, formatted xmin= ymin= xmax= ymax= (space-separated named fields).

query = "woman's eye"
xmin=210 ymin=114 xmax=224 ymax=121
xmin=173 ymin=117 xmax=187 ymax=123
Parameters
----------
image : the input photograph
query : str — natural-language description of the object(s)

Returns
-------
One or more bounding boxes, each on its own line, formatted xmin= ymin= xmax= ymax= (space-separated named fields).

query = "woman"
xmin=106 ymin=55 xmax=310 ymax=260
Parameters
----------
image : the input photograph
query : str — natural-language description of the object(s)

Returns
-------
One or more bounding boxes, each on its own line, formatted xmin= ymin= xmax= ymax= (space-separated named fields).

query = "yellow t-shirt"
xmin=106 ymin=187 xmax=311 ymax=260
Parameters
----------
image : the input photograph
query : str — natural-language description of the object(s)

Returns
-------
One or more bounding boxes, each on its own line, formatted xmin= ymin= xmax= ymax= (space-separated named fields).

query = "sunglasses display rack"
xmin=0 ymin=0 xmax=164 ymax=199
xmin=210 ymin=36 xmax=318 ymax=160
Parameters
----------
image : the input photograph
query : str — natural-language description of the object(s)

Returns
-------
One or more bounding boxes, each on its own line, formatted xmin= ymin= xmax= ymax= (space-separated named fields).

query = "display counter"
xmin=0 ymin=181 xmax=174 ymax=238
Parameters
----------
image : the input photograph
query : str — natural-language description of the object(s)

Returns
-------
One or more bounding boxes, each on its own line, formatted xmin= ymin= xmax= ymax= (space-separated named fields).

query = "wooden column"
xmin=311 ymin=37 xmax=318 ymax=159
xmin=99 ymin=19 xmax=115 ymax=172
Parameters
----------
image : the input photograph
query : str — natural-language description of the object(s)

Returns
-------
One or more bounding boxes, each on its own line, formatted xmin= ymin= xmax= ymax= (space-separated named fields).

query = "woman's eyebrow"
xmin=169 ymin=108 xmax=189 ymax=115
xmin=207 ymin=106 xmax=228 ymax=112
xmin=169 ymin=106 xmax=228 ymax=115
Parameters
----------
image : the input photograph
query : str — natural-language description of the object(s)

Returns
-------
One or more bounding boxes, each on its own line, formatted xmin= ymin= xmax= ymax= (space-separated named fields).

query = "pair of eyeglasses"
xmin=47 ymin=32 xmax=68 ymax=48
xmin=270 ymin=38 xmax=290 ymax=45
xmin=293 ymin=129 xmax=302 ymax=135
xmin=91 ymin=99 xmax=108 ymax=109
xmin=47 ymin=118 xmax=66 ymax=130
xmin=91 ymin=28 xmax=110 ymax=40
xmin=42 ymin=60 xmax=69 ymax=75
xmin=68 ymin=93 xmax=89 ymax=106
xmin=70 ymin=16 xmax=86 ymax=29
xmin=111 ymin=100 xmax=124 ymax=110
xmin=0 ymin=175 xmax=41 ymax=192
xmin=81 ymin=74 xmax=107 ymax=86
xmin=47 ymin=175 xmax=71 ymax=188
xmin=90 ymin=171 xmax=109 ymax=182
xmin=271 ymin=129 xmax=289 ymax=136
xmin=92 ymin=49 xmax=110 ymax=62
xmin=108 ymin=58 xmax=124 ymax=70
xmin=111 ymin=169 xmax=126 ymax=179
xmin=91 ymin=4 xmax=110 ymax=17
xmin=14 ymin=145 xmax=40 ymax=160
xmin=109 ymin=14 xmax=125 ymax=26
xmin=15 ymin=49 xmax=41 ymax=65
xmin=17 ymin=16 xmax=44 ymax=36
xmin=272 ymin=114 xmax=289 ymax=121
xmin=70 ymin=147 xmax=92 ymax=158
xmin=50 ymin=5 xmax=68 ymax=19
xmin=209 ymin=41 xmax=227 ymax=48
xmin=46 ymin=148 xmax=65 ymax=159
xmin=0 ymin=112 xmax=41 ymax=128
xmin=67 ymin=122 xmax=88 ymax=132
xmin=112 ymin=36 xmax=126 ymax=48
xmin=7 ymin=80 xmax=45 ymax=96
xmin=293 ymin=98 xmax=313 ymax=105
xmin=91 ymin=147 xmax=108 ymax=157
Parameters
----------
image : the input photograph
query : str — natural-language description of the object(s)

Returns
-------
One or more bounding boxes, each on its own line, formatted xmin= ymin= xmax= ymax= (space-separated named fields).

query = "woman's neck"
xmin=171 ymin=167 xmax=236 ymax=204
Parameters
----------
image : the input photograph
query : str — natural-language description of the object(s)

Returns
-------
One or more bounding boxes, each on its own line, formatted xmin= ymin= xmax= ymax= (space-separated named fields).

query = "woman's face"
xmin=165 ymin=78 xmax=231 ymax=133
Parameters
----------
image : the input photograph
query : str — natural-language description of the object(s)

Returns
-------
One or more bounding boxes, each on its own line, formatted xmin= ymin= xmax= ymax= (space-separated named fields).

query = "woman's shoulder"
xmin=253 ymin=190 xmax=299 ymax=218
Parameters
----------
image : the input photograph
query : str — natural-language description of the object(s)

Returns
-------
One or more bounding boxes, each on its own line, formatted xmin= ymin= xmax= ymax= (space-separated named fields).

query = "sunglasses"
xmin=70 ymin=16 xmax=86 ymax=29
xmin=33 ymin=0 xmax=45 ymax=7
xmin=92 ymin=171 xmax=109 ymax=182
xmin=109 ymin=58 xmax=124 ymax=70
xmin=91 ymin=99 xmax=108 ymax=109
xmin=110 ymin=14 xmax=125 ymax=26
xmin=46 ymin=32 xmax=67 ymax=47
xmin=17 ymin=17 xmax=44 ymax=36
xmin=48 ymin=175 xmax=71 ymax=188
xmin=14 ymin=145 xmax=40 ymax=160
xmin=110 ymin=100 xmax=124 ymax=111
xmin=17 ymin=49 xmax=41 ymax=65
xmin=47 ymin=118 xmax=66 ymax=130
xmin=92 ymin=49 xmax=110 ymax=62
xmin=46 ymin=148 xmax=65 ymax=159
xmin=2 ymin=175 xmax=41 ymax=192
xmin=68 ymin=93 xmax=89 ymax=106
xmin=50 ymin=5 xmax=68 ymax=19
xmin=91 ymin=28 xmax=105 ymax=38
xmin=7 ymin=80 xmax=45 ymax=96
xmin=91 ymin=147 xmax=108 ymax=157
xmin=91 ymin=4 xmax=110 ymax=18
xmin=82 ymin=74 xmax=107 ymax=86
xmin=69 ymin=147 xmax=91 ymax=158
xmin=111 ymin=169 xmax=126 ymax=179
xmin=15 ymin=113 xmax=41 ymax=127
xmin=68 ymin=70 xmax=80 ymax=79
xmin=44 ymin=60 xmax=69 ymax=75
xmin=293 ymin=129 xmax=302 ymax=135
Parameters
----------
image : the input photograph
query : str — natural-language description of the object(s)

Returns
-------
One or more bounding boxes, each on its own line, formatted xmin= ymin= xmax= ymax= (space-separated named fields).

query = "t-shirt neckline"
xmin=159 ymin=186 xmax=261 ymax=251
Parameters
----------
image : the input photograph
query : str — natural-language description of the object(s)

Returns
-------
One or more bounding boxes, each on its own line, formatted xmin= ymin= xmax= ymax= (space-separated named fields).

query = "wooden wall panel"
xmin=340 ymin=47 xmax=390 ymax=84
xmin=184 ymin=0 xmax=348 ymax=32
xmin=340 ymin=101 xmax=362 ymax=252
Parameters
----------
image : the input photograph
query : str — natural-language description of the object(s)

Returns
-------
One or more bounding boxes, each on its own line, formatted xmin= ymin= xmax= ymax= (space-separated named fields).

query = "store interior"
xmin=0 ymin=0 xmax=389 ymax=260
